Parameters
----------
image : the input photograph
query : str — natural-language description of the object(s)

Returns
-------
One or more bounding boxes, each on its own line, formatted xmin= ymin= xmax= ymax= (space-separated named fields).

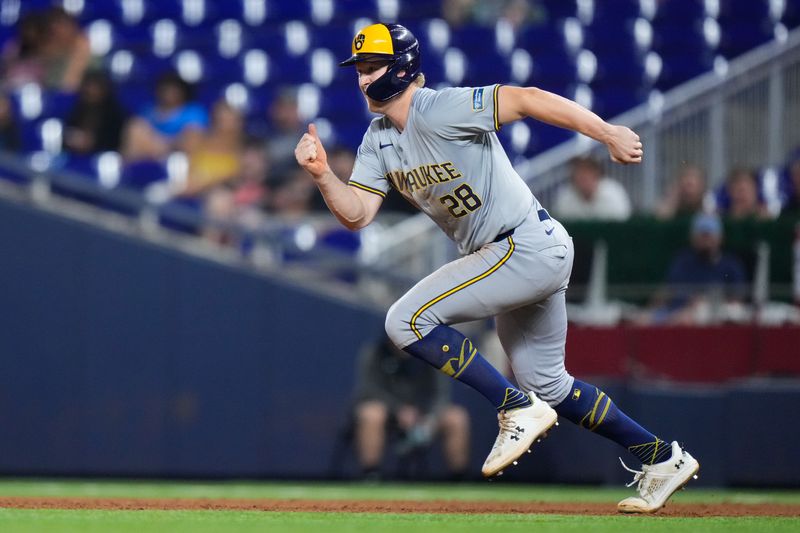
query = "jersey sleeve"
xmin=348 ymin=129 xmax=389 ymax=199
xmin=422 ymin=84 xmax=502 ymax=138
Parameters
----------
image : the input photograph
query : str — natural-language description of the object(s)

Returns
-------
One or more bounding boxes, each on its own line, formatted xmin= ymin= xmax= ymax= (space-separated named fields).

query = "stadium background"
xmin=0 ymin=0 xmax=798 ymax=490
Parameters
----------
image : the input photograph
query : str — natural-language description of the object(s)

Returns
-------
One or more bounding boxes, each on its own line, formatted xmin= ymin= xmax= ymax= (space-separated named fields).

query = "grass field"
xmin=0 ymin=480 xmax=798 ymax=532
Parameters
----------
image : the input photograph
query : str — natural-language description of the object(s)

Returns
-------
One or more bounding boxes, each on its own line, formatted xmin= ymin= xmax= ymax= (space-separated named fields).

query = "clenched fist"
xmin=295 ymin=123 xmax=329 ymax=179
xmin=604 ymin=124 xmax=643 ymax=165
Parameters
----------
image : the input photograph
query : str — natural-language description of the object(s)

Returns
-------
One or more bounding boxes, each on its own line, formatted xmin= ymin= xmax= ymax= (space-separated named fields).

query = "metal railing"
xmin=519 ymin=26 xmax=800 ymax=212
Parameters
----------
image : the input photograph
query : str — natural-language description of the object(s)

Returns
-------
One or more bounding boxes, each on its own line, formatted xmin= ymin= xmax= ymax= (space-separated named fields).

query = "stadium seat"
xmin=651 ymin=0 xmax=705 ymax=24
xmin=783 ymin=0 xmax=800 ymax=29
xmin=592 ymin=87 xmax=645 ymax=118
xmin=592 ymin=0 xmax=640 ymax=21
xmin=540 ymin=0 xmax=577 ymax=21
xmin=717 ymin=21 xmax=774 ymax=59
xmin=121 ymin=159 xmax=169 ymax=190
xmin=518 ymin=24 xmax=568 ymax=55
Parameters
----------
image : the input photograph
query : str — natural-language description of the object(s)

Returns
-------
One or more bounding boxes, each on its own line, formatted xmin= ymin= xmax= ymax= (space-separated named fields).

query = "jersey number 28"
xmin=439 ymin=184 xmax=482 ymax=218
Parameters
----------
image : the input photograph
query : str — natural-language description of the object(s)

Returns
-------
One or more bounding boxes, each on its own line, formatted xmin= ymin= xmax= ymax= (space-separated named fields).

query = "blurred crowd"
xmin=0 ymin=6 xmax=370 ymax=248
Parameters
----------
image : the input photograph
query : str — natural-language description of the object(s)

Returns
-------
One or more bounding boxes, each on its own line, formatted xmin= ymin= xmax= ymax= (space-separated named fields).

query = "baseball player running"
xmin=295 ymin=23 xmax=699 ymax=513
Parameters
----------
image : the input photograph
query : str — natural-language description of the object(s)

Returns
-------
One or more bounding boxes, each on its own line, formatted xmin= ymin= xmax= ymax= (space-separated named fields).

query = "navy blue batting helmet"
xmin=339 ymin=23 xmax=421 ymax=102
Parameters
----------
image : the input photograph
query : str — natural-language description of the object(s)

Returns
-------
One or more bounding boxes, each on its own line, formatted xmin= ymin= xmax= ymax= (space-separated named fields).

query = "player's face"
xmin=355 ymin=61 xmax=391 ymax=111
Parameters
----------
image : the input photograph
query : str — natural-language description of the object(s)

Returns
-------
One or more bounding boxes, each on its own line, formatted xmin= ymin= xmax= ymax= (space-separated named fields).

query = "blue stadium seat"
xmin=590 ymin=51 xmax=646 ymax=92
xmin=533 ymin=124 xmax=573 ymax=153
xmin=116 ymin=82 xmax=155 ymax=116
xmin=248 ymin=25 xmax=291 ymax=57
xmin=583 ymin=20 xmax=637 ymax=54
xmin=266 ymin=0 xmax=312 ymax=21
xmin=718 ymin=0 xmax=770 ymax=21
xmin=530 ymin=50 xmax=577 ymax=88
xmin=540 ymin=0 xmax=577 ymax=20
xmin=319 ymin=86 xmax=368 ymax=121
xmin=717 ymin=22 xmax=774 ymax=59
xmin=592 ymin=0 xmax=640 ymax=22
xmin=655 ymin=51 xmax=713 ymax=91
xmin=783 ymin=0 xmax=800 ymax=29
xmin=651 ymin=0 xmax=705 ymax=24
xmin=651 ymin=19 xmax=709 ymax=54
xmin=121 ymin=159 xmax=169 ymax=190
xmin=19 ymin=119 xmax=46 ymax=154
xmin=592 ymin=87 xmax=645 ymax=118
xmin=716 ymin=0 xmax=773 ymax=59
xmin=463 ymin=49 xmax=511 ymax=86
xmin=311 ymin=24 xmax=357 ymax=55
xmin=142 ymin=0 xmax=183 ymax=21
xmin=451 ymin=24 xmax=496 ymax=56
xmin=518 ymin=24 xmax=568 ymax=55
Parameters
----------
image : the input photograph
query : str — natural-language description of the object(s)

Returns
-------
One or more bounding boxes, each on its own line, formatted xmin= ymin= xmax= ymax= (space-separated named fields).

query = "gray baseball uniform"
xmin=351 ymin=85 xmax=576 ymax=405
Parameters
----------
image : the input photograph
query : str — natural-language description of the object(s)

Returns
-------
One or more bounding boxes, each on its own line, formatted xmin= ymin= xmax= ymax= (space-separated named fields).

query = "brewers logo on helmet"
xmin=339 ymin=23 xmax=421 ymax=102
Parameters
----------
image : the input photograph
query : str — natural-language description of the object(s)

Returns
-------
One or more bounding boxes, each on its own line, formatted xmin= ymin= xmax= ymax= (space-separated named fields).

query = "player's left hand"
xmin=604 ymin=124 xmax=643 ymax=165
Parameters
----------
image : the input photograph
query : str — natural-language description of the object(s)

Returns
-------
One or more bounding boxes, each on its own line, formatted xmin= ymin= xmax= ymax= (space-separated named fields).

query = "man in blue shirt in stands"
xmin=656 ymin=213 xmax=747 ymax=324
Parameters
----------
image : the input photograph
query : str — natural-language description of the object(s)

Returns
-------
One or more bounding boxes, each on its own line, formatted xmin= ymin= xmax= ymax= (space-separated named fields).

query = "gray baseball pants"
xmin=385 ymin=209 xmax=576 ymax=406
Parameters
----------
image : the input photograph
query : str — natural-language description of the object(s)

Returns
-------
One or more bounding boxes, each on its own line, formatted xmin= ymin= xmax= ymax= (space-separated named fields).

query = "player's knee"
xmin=384 ymin=300 xmax=412 ymax=348
xmin=526 ymin=370 xmax=573 ymax=406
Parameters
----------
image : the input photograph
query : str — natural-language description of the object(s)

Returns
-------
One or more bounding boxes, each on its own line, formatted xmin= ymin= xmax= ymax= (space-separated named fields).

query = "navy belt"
xmin=492 ymin=228 xmax=515 ymax=243
xmin=492 ymin=209 xmax=550 ymax=243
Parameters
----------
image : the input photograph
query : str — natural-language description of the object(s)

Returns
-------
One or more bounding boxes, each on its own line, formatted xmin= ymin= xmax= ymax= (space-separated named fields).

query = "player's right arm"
xmin=295 ymin=123 xmax=382 ymax=230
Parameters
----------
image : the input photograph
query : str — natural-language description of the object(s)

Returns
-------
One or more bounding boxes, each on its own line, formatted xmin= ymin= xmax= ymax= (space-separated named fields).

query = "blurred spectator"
xmin=353 ymin=336 xmax=470 ymax=480
xmin=63 ymin=71 xmax=127 ymax=156
xmin=645 ymin=213 xmax=748 ymax=325
xmin=39 ymin=7 xmax=96 ymax=92
xmin=266 ymin=88 xmax=306 ymax=172
xmin=720 ymin=167 xmax=771 ymax=220
xmin=0 ymin=92 xmax=20 ymax=152
xmin=184 ymin=101 xmax=244 ymax=195
xmin=553 ymin=156 xmax=632 ymax=220
xmin=203 ymin=139 xmax=272 ymax=245
xmin=121 ymin=72 xmax=208 ymax=162
xmin=442 ymin=0 xmax=477 ymax=27
xmin=655 ymin=164 xmax=708 ymax=220
xmin=780 ymin=158 xmax=800 ymax=219
xmin=1 ymin=12 xmax=46 ymax=90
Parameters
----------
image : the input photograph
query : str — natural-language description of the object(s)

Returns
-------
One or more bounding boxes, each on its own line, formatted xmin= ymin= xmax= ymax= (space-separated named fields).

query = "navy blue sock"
xmin=403 ymin=325 xmax=531 ymax=411
xmin=554 ymin=379 xmax=672 ymax=465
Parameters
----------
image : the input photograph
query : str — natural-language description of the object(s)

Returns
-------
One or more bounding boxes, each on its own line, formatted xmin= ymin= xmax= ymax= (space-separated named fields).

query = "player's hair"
xmin=413 ymin=72 xmax=426 ymax=88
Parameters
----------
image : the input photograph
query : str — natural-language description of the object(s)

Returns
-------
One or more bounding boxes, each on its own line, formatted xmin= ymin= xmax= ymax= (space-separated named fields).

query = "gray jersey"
xmin=349 ymin=85 xmax=539 ymax=254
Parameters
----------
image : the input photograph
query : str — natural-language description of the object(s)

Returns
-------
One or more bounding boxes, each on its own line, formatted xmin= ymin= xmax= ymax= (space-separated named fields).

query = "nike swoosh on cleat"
xmin=379 ymin=143 xmax=393 ymax=149
xmin=545 ymin=227 xmax=554 ymax=235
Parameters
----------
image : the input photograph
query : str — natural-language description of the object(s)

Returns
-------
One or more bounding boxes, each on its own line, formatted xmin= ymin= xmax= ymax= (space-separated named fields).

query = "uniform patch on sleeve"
xmin=472 ymin=87 xmax=485 ymax=111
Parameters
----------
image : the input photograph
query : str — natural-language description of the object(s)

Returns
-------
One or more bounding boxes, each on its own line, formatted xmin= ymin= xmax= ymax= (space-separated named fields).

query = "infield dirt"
xmin=0 ymin=497 xmax=798 ymax=517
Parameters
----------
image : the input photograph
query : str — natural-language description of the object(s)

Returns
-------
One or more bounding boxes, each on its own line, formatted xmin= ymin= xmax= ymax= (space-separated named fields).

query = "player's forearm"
xmin=517 ymin=87 xmax=613 ymax=143
xmin=313 ymin=169 xmax=370 ymax=230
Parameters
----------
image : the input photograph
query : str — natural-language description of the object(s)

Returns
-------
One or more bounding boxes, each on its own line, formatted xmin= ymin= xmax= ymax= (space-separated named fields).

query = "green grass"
xmin=0 ymin=480 xmax=798 ymax=533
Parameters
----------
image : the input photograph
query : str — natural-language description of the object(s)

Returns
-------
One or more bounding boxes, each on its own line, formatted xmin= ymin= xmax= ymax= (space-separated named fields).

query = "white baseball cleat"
xmin=617 ymin=441 xmax=700 ymax=514
xmin=481 ymin=392 xmax=558 ymax=478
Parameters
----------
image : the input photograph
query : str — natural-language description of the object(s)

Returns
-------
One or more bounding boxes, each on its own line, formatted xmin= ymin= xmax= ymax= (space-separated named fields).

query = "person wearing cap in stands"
xmin=650 ymin=213 xmax=748 ymax=325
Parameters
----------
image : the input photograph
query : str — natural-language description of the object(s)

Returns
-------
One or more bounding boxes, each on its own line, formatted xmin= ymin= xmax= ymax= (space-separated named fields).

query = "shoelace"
xmin=619 ymin=457 xmax=646 ymax=489
xmin=491 ymin=412 xmax=519 ymax=450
